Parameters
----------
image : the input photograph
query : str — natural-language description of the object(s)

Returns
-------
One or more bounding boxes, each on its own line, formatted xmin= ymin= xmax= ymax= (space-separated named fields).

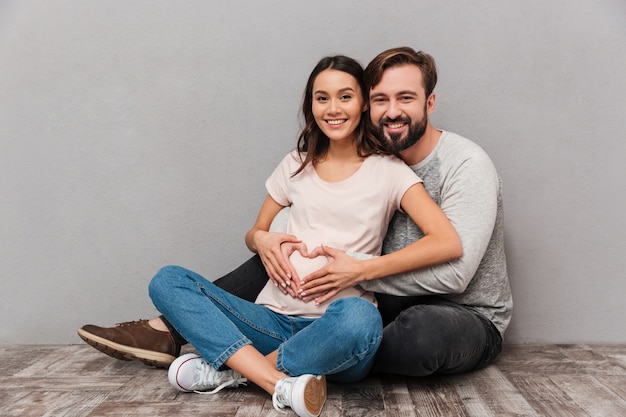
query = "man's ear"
xmin=426 ymin=93 xmax=436 ymax=115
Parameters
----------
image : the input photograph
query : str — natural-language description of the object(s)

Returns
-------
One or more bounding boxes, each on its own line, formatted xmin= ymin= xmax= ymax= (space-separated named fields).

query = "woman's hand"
xmin=253 ymin=230 xmax=307 ymax=297
xmin=298 ymin=245 xmax=366 ymax=305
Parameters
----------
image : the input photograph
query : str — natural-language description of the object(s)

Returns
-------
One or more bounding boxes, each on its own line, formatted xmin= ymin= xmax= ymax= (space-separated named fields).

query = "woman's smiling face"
xmin=311 ymin=69 xmax=365 ymax=144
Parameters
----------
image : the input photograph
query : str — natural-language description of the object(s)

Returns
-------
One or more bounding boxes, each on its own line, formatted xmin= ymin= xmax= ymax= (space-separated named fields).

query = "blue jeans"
xmin=158 ymin=256 xmax=503 ymax=377
xmin=149 ymin=265 xmax=382 ymax=382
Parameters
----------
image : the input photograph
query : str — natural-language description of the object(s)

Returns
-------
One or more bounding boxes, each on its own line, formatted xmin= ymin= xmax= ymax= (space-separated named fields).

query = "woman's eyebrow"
xmin=314 ymin=87 xmax=357 ymax=95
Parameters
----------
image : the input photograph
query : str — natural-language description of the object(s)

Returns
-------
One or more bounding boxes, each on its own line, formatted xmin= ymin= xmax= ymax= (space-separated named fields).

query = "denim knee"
xmin=376 ymin=302 xmax=491 ymax=376
xmin=148 ymin=265 xmax=187 ymax=304
xmin=328 ymin=297 xmax=383 ymax=346
xmin=320 ymin=298 xmax=382 ymax=380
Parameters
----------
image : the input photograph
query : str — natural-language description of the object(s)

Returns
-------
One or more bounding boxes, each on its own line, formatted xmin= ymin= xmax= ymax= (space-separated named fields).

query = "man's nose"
xmin=386 ymin=100 xmax=402 ymax=119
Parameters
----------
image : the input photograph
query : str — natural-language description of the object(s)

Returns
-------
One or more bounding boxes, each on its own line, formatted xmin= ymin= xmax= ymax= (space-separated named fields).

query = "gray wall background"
xmin=1 ymin=0 xmax=625 ymax=345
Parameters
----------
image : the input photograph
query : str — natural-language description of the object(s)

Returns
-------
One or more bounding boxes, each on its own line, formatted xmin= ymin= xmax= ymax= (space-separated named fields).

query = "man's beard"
xmin=374 ymin=113 xmax=427 ymax=155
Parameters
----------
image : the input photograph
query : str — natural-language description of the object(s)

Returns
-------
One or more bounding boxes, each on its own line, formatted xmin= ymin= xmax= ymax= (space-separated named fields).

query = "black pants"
xmin=162 ymin=255 xmax=501 ymax=377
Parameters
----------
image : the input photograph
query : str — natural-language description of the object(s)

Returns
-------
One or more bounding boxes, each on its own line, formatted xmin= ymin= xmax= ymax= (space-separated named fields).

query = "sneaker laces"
xmin=272 ymin=377 xmax=294 ymax=413
xmin=190 ymin=359 xmax=247 ymax=394
xmin=115 ymin=320 xmax=144 ymax=328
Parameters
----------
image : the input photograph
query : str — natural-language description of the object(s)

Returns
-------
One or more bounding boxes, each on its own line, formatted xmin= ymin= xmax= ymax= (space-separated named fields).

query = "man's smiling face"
xmin=369 ymin=64 xmax=430 ymax=154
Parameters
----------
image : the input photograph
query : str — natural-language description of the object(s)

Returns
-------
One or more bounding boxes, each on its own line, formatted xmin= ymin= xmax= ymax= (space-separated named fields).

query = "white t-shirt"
xmin=255 ymin=150 xmax=421 ymax=318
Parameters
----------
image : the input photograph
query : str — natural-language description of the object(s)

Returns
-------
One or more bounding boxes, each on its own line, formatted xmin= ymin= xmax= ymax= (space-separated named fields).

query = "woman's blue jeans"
xmin=149 ymin=265 xmax=382 ymax=382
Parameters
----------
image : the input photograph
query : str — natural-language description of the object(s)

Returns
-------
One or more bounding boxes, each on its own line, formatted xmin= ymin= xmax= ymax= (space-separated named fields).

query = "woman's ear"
xmin=362 ymin=103 xmax=369 ymax=112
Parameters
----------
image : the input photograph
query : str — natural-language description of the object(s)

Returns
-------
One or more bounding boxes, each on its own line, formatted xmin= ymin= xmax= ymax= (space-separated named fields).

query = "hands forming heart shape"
xmin=286 ymin=246 xmax=328 ymax=294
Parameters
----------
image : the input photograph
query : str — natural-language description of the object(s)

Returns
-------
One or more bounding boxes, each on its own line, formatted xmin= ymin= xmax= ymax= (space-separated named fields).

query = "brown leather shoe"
xmin=78 ymin=320 xmax=181 ymax=368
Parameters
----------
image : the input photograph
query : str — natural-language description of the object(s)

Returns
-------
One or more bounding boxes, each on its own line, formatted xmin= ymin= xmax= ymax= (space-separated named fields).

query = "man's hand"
xmin=253 ymin=230 xmax=305 ymax=297
xmin=298 ymin=245 xmax=366 ymax=305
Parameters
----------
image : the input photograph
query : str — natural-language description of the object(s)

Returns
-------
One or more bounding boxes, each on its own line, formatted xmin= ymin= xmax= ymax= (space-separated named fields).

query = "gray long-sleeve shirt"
xmin=359 ymin=131 xmax=513 ymax=336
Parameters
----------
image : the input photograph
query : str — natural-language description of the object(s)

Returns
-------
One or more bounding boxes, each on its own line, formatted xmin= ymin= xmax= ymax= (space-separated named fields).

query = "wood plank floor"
xmin=1 ymin=344 xmax=625 ymax=416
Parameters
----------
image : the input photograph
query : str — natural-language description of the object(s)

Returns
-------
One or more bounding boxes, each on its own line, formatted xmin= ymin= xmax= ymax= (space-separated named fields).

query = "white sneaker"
xmin=168 ymin=353 xmax=247 ymax=393
xmin=272 ymin=374 xmax=326 ymax=417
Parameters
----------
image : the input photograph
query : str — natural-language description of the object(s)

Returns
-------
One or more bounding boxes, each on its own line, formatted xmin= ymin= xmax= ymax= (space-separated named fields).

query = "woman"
xmin=149 ymin=55 xmax=461 ymax=417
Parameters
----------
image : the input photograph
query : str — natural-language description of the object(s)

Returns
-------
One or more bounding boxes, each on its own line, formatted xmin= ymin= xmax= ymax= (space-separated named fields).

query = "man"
xmin=79 ymin=47 xmax=512 ymax=376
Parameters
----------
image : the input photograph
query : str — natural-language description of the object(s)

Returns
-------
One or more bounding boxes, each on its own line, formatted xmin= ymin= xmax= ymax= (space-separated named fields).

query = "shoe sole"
xmin=77 ymin=328 xmax=175 ymax=368
xmin=296 ymin=375 xmax=327 ymax=417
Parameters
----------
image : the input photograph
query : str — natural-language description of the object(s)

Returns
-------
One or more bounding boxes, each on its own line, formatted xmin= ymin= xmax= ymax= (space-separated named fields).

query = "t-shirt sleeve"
xmin=385 ymin=156 xmax=423 ymax=210
xmin=265 ymin=151 xmax=299 ymax=207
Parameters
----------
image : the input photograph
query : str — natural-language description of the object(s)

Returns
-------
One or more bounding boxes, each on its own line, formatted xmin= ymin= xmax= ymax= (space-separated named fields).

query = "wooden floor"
xmin=1 ymin=344 xmax=625 ymax=416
